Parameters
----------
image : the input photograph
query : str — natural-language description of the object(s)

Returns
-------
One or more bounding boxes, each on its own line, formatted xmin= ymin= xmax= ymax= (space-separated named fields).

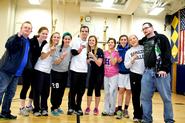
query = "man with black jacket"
xmin=0 ymin=21 xmax=32 ymax=119
xmin=140 ymin=22 xmax=174 ymax=123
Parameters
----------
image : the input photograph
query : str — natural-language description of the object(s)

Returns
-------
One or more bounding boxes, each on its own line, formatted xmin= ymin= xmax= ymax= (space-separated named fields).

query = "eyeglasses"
xmin=142 ymin=26 xmax=151 ymax=31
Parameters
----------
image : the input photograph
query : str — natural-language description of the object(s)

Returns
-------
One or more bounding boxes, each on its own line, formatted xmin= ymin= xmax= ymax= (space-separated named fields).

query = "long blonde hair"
xmin=49 ymin=32 xmax=60 ymax=47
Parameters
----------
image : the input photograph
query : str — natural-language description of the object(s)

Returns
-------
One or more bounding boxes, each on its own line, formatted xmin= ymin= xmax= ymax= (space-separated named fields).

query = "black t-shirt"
xmin=140 ymin=32 xmax=172 ymax=73
xmin=143 ymin=36 xmax=156 ymax=68
xmin=89 ymin=48 xmax=104 ymax=75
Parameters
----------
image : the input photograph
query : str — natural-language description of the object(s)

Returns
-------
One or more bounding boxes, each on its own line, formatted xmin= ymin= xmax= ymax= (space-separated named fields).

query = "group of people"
xmin=0 ymin=21 xmax=174 ymax=123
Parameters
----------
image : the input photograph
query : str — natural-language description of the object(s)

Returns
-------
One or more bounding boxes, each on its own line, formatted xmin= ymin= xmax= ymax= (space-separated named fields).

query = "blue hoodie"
xmin=117 ymin=44 xmax=130 ymax=74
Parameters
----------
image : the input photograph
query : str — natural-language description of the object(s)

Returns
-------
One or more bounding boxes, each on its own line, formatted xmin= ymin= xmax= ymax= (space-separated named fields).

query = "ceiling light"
xmin=28 ymin=0 xmax=41 ymax=5
xmin=148 ymin=7 xmax=165 ymax=15
xmin=102 ymin=0 xmax=114 ymax=8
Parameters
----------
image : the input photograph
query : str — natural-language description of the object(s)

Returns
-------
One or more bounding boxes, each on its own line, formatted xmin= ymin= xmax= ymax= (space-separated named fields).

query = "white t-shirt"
xmin=70 ymin=38 xmax=88 ymax=73
xmin=34 ymin=43 xmax=53 ymax=74
xmin=124 ymin=45 xmax=145 ymax=75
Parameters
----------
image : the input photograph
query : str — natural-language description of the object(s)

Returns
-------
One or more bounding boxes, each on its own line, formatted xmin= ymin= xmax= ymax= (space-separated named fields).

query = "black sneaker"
xmin=67 ymin=109 xmax=74 ymax=115
xmin=101 ymin=112 xmax=109 ymax=116
xmin=77 ymin=110 xmax=83 ymax=116
xmin=0 ymin=113 xmax=4 ymax=118
xmin=1 ymin=113 xmax=17 ymax=119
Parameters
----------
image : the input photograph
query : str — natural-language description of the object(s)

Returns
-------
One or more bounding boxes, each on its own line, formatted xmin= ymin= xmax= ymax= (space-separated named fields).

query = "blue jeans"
xmin=141 ymin=69 xmax=174 ymax=123
xmin=0 ymin=71 xmax=19 ymax=114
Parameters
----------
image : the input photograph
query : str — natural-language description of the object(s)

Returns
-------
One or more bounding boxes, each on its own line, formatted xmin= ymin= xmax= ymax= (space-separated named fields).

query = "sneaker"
xmin=57 ymin=108 xmax=64 ymax=114
xmin=101 ymin=112 xmax=109 ymax=116
xmin=67 ymin=109 xmax=74 ymax=115
xmin=133 ymin=118 xmax=140 ymax=123
xmin=85 ymin=107 xmax=90 ymax=115
xmin=33 ymin=112 xmax=41 ymax=117
xmin=19 ymin=107 xmax=29 ymax=116
xmin=26 ymin=105 xmax=33 ymax=112
xmin=41 ymin=110 xmax=48 ymax=116
xmin=123 ymin=109 xmax=129 ymax=118
xmin=116 ymin=110 xmax=123 ymax=119
xmin=0 ymin=113 xmax=17 ymax=119
xmin=51 ymin=109 xmax=60 ymax=116
xmin=93 ymin=108 xmax=99 ymax=115
xmin=0 ymin=113 xmax=4 ymax=118
xmin=109 ymin=112 xmax=115 ymax=116
xmin=166 ymin=120 xmax=175 ymax=123
xmin=77 ymin=110 xmax=83 ymax=116
xmin=141 ymin=119 xmax=146 ymax=123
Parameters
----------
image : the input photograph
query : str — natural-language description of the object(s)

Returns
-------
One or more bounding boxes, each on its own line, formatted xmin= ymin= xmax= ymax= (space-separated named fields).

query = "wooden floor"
xmin=0 ymin=85 xmax=185 ymax=123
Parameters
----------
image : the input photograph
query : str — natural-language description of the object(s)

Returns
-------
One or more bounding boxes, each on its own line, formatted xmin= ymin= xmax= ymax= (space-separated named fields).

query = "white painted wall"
xmin=15 ymin=0 xmax=52 ymax=39
xmin=0 ymin=0 xmax=171 ymax=56
xmin=0 ymin=0 xmax=16 ymax=56
xmin=130 ymin=15 xmax=171 ymax=39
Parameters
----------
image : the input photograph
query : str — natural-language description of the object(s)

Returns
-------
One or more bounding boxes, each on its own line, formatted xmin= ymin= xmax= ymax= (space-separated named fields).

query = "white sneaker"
xmin=33 ymin=112 xmax=41 ymax=117
xmin=123 ymin=109 xmax=129 ymax=118
xmin=133 ymin=118 xmax=140 ymax=123
xmin=41 ymin=110 xmax=48 ymax=116
xmin=26 ymin=105 xmax=33 ymax=112
xmin=19 ymin=107 xmax=29 ymax=116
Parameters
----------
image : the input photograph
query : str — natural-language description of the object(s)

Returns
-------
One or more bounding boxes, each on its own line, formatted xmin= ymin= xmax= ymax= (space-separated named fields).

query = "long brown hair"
xmin=87 ymin=35 xmax=98 ymax=55
xmin=36 ymin=26 xmax=48 ymax=38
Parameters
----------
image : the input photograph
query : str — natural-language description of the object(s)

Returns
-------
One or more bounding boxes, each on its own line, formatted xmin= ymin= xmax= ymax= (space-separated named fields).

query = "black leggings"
xmin=87 ymin=72 xmax=103 ymax=97
xmin=69 ymin=70 xmax=87 ymax=110
xmin=50 ymin=70 xmax=68 ymax=110
xmin=20 ymin=69 xmax=34 ymax=100
xmin=130 ymin=72 xmax=143 ymax=119
xmin=33 ymin=70 xmax=50 ymax=112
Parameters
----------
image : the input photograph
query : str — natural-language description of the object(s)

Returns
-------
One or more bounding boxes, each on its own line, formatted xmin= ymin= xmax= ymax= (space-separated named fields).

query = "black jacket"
xmin=29 ymin=36 xmax=47 ymax=67
xmin=0 ymin=34 xmax=31 ymax=75
xmin=139 ymin=31 xmax=172 ymax=73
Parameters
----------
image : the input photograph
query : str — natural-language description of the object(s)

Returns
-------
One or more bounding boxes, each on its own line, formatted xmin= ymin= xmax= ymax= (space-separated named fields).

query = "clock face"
xmin=85 ymin=16 xmax=91 ymax=22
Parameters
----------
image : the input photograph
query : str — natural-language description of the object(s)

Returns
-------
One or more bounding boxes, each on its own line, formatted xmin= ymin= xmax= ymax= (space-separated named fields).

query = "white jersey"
xmin=70 ymin=38 xmax=88 ymax=73
xmin=34 ymin=43 xmax=53 ymax=74
xmin=124 ymin=45 xmax=145 ymax=75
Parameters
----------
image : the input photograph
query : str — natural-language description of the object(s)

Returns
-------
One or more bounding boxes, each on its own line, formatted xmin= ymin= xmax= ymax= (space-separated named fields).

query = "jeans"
xmin=0 ymin=71 xmax=19 ymax=114
xmin=141 ymin=69 xmax=174 ymax=123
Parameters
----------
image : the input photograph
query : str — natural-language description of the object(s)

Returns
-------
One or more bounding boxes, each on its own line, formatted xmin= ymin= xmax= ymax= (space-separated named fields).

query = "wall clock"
xmin=85 ymin=16 xmax=91 ymax=22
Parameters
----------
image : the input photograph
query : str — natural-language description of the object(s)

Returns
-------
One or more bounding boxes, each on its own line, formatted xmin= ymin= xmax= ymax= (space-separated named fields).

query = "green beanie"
xmin=62 ymin=32 xmax=72 ymax=40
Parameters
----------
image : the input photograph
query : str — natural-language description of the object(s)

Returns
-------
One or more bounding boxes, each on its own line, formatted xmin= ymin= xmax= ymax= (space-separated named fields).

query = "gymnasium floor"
xmin=0 ymin=85 xmax=185 ymax=123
